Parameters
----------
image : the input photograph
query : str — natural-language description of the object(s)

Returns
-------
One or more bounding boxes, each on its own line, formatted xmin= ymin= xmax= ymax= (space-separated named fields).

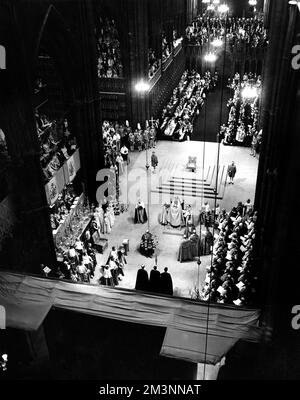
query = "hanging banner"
xmin=45 ymin=149 xmax=81 ymax=204
xmin=67 ymin=155 xmax=76 ymax=182
xmin=73 ymin=148 xmax=81 ymax=173
xmin=67 ymin=149 xmax=80 ymax=182
xmin=47 ymin=175 xmax=59 ymax=205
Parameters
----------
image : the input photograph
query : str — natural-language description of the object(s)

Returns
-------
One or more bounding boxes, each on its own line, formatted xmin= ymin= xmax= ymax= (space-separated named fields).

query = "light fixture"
xmin=207 ymin=4 xmax=215 ymax=10
xmin=211 ymin=38 xmax=223 ymax=47
xmin=218 ymin=3 xmax=229 ymax=13
xmin=135 ymin=80 xmax=150 ymax=93
xmin=213 ymin=0 xmax=220 ymax=4
xmin=202 ymin=0 xmax=210 ymax=3
xmin=289 ymin=0 xmax=300 ymax=11
xmin=249 ymin=0 xmax=257 ymax=5
xmin=204 ymin=52 xmax=217 ymax=62
xmin=241 ymin=86 xmax=258 ymax=99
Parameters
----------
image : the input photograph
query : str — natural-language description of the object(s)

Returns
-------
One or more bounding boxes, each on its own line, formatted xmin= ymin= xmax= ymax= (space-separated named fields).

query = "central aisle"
xmin=192 ymin=87 xmax=231 ymax=142
xmin=93 ymin=140 xmax=259 ymax=298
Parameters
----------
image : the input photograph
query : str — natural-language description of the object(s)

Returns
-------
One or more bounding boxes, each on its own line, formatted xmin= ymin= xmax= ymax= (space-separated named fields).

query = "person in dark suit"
xmin=135 ymin=265 xmax=149 ymax=291
xmin=160 ymin=267 xmax=173 ymax=296
xmin=227 ymin=161 xmax=237 ymax=184
xmin=149 ymin=266 xmax=161 ymax=293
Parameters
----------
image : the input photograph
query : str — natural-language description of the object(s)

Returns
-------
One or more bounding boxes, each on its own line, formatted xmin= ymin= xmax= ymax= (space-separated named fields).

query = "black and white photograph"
xmin=0 ymin=0 xmax=300 ymax=387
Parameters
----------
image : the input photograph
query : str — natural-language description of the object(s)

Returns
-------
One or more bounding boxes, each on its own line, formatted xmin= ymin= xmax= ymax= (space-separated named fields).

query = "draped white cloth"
xmin=0 ymin=271 xmax=261 ymax=363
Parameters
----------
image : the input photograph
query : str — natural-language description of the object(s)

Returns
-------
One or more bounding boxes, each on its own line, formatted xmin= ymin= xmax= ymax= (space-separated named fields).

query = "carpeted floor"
xmin=192 ymin=87 xmax=231 ymax=142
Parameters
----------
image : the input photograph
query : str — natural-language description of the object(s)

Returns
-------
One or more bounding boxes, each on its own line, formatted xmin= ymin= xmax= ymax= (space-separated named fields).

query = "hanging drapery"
xmin=0 ymin=271 xmax=260 ymax=363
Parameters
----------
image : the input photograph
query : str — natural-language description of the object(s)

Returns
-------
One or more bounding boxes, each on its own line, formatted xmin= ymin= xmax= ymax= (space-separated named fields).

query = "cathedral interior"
xmin=0 ymin=0 xmax=300 ymax=381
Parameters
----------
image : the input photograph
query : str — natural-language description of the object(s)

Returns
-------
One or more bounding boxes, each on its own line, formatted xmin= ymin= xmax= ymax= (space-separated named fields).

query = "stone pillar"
xmin=0 ymin=3 xmax=56 ymax=272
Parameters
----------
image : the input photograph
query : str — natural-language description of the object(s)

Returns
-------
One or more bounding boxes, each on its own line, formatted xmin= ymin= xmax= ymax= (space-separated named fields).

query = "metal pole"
xmin=146 ymin=145 xmax=150 ymax=231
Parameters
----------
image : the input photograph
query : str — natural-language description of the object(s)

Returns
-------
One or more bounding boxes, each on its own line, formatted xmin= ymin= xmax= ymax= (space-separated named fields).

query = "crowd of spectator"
xmin=35 ymin=112 xmax=77 ymax=182
xmin=102 ymin=119 xmax=159 ymax=169
xmin=148 ymin=48 xmax=160 ymax=79
xmin=98 ymin=245 xmax=127 ymax=287
xmin=50 ymin=184 xmax=79 ymax=231
xmin=186 ymin=15 xmax=267 ymax=50
xmin=219 ymin=72 xmax=262 ymax=149
xmin=162 ymin=34 xmax=172 ymax=63
xmin=160 ymin=69 xmax=218 ymax=141
xmin=42 ymin=238 xmax=97 ymax=283
xmin=97 ymin=17 xmax=124 ymax=78
xmin=201 ymin=200 xmax=258 ymax=307
xmin=0 ymin=129 xmax=7 ymax=155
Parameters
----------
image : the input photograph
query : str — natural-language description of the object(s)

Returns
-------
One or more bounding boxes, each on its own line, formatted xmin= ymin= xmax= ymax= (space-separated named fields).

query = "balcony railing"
xmin=98 ymin=77 xmax=126 ymax=94
xmin=148 ymin=64 xmax=162 ymax=90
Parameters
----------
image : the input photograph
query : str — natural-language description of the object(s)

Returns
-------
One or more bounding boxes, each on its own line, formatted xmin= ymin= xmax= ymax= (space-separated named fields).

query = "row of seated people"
xmin=201 ymin=202 xmax=257 ymax=306
xmin=135 ymin=265 xmax=173 ymax=296
xmin=0 ymin=128 xmax=7 ymax=155
xmin=98 ymin=245 xmax=127 ymax=287
xmin=36 ymin=112 xmax=77 ymax=182
xmin=97 ymin=17 xmax=124 ymax=78
xmin=160 ymin=70 xmax=214 ymax=141
xmin=186 ymin=15 xmax=267 ymax=49
xmin=177 ymin=199 xmax=254 ymax=263
xmin=162 ymin=35 xmax=172 ymax=63
xmin=102 ymin=119 xmax=159 ymax=169
xmin=219 ymin=72 xmax=261 ymax=147
xmin=50 ymin=184 xmax=79 ymax=231
xmin=41 ymin=239 xmax=97 ymax=283
xmin=148 ymin=48 xmax=160 ymax=79
xmin=161 ymin=30 xmax=183 ymax=63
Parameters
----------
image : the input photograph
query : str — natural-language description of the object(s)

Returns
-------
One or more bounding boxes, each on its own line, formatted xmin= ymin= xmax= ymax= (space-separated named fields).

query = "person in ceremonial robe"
xmin=160 ymin=203 xmax=170 ymax=225
xmin=120 ymin=144 xmax=129 ymax=164
xmin=134 ymin=200 xmax=148 ymax=224
xmin=189 ymin=229 xmax=200 ymax=257
xmin=140 ymin=230 xmax=155 ymax=257
xmin=151 ymin=151 xmax=158 ymax=173
xmin=169 ymin=197 xmax=183 ymax=228
xmin=177 ymin=235 xmax=194 ymax=262
xmin=183 ymin=220 xmax=196 ymax=238
xmin=128 ymin=131 xmax=135 ymax=152
xmin=160 ymin=267 xmax=173 ymax=295
xmin=94 ymin=206 xmax=104 ymax=233
xmin=200 ymin=226 xmax=214 ymax=255
xmin=149 ymin=266 xmax=161 ymax=293
xmin=183 ymin=205 xmax=194 ymax=226
xmin=135 ymin=265 xmax=149 ymax=291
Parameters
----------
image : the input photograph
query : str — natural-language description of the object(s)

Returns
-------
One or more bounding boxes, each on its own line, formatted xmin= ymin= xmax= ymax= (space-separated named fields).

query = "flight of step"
xmin=152 ymin=165 xmax=227 ymax=200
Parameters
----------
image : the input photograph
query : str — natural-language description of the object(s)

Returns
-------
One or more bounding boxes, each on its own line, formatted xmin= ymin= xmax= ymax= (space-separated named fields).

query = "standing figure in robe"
xmin=135 ymin=265 xmax=149 ymax=291
xmin=189 ymin=230 xmax=200 ymax=257
xmin=169 ymin=197 xmax=183 ymax=228
xmin=160 ymin=203 xmax=170 ymax=225
xmin=183 ymin=220 xmax=196 ymax=238
xmin=160 ymin=267 xmax=173 ymax=295
xmin=149 ymin=266 xmax=161 ymax=293
xmin=183 ymin=205 xmax=194 ymax=226
xmin=95 ymin=205 xmax=104 ymax=233
xmin=134 ymin=200 xmax=148 ymax=224
xmin=140 ymin=230 xmax=155 ymax=257
xmin=177 ymin=235 xmax=194 ymax=262
xmin=200 ymin=226 xmax=214 ymax=255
